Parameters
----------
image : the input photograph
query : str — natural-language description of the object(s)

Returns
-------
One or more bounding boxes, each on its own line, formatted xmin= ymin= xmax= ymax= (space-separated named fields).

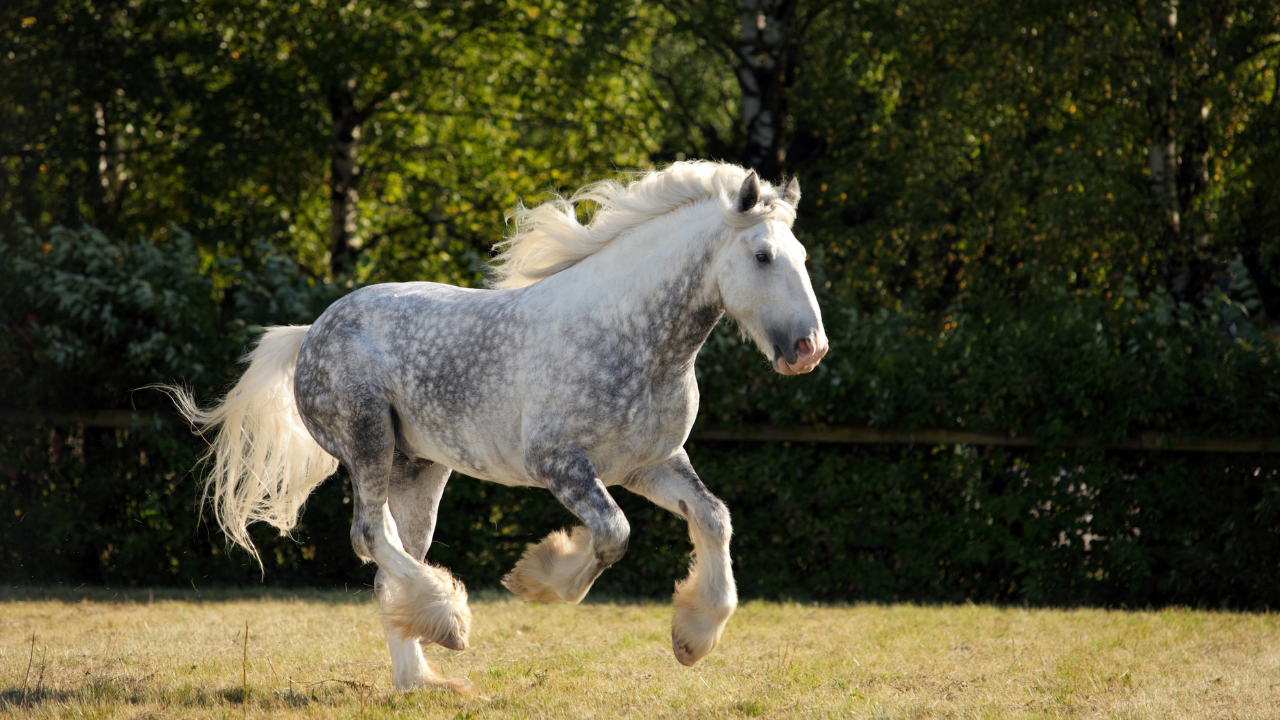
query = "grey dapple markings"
xmin=169 ymin=161 xmax=828 ymax=691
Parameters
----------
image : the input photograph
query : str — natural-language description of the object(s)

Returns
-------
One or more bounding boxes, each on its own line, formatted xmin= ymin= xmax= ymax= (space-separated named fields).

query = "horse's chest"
xmin=584 ymin=373 xmax=698 ymax=481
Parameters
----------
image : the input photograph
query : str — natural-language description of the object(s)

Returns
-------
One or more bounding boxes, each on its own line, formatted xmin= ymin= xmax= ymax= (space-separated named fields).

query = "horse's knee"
xmin=685 ymin=496 xmax=731 ymax=545
xmin=708 ymin=497 xmax=732 ymax=534
xmin=594 ymin=514 xmax=631 ymax=567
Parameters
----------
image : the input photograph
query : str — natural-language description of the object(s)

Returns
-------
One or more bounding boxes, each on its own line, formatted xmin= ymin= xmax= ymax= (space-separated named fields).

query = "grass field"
xmin=0 ymin=588 xmax=1277 ymax=718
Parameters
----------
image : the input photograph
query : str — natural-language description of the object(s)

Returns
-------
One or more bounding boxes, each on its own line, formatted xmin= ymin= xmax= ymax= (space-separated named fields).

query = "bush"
xmin=698 ymin=264 xmax=1278 ymax=442
xmin=0 ymin=221 xmax=359 ymax=586
xmin=2 ymin=223 xmax=1278 ymax=607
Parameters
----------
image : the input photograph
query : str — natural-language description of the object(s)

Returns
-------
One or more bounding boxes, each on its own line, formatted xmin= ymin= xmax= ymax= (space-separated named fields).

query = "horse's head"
xmin=715 ymin=171 xmax=828 ymax=375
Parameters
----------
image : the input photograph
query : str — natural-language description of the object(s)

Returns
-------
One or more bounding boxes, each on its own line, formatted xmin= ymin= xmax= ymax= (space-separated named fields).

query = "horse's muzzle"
xmin=774 ymin=336 xmax=828 ymax=375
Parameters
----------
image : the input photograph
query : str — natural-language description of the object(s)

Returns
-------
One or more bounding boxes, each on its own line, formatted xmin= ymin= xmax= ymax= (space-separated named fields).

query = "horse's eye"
xmin=755 ymin=251 xmax=770 ymax=264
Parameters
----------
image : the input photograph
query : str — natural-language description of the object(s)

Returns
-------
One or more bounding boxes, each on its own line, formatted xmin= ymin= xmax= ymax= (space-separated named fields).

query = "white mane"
xmin=490 ymin=161 xmax=798 ymax=289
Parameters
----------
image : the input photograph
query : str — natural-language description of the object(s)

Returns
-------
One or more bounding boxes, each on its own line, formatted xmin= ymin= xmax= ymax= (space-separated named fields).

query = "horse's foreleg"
xmin=627 ymin=450 xmax=737 ymax=666
xmin=373 ymin=458 xmax=470 ymax=692
xmin=503 ymin=446 xmax=629 ymax=603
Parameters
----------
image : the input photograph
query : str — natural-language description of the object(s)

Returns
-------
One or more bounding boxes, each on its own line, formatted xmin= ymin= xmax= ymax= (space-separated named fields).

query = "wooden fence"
xmin=2 ymin=409 xmax=1275 ymax=453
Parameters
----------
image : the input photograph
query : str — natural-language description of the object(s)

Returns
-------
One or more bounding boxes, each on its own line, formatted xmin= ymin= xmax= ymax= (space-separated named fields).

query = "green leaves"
xmin=3 ymin=0 xmax=1280 ymax=604
xmin=697 ymin=268 xmax=1280 ymax=443
xmin=1 ymin=0 xmax=668 ymax=284
xmin=0 ymin=220 xmax=338 ymax=411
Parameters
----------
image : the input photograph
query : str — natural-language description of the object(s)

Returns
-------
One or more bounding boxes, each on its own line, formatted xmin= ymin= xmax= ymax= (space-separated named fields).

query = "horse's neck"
xmin=562 ymin=206 xmax=726 ymax=370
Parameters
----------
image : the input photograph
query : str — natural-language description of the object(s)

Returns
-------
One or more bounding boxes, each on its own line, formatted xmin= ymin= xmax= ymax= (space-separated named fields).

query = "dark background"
xmin=3 ymin=0 xmax=1279 ymax=606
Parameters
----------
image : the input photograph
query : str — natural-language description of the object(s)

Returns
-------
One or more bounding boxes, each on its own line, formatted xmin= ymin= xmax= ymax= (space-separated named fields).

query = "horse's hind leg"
xmin=309 ymin=391 xmax=471 ymax=677
xmin=503 ymin=446 xmax=630 ymax=603
xmin=374 ymin=457 xmax=470 ymax=692
xmin=386 ymin=455 xmax=450 ymax=562
xmin=625 ymin=450 xmax=737 ymax=666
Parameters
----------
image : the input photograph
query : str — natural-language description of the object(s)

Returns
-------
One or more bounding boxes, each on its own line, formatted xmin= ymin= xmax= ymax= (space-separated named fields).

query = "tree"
xmin=204 ymin=0 xmax=521 ymax=277
xmin=631 ymin=0 xmax=840 ymax=179
xmin=3 ymin=0 xmax=670 ymax=284
xmin=769 ymin=0 xmax=1280 ymax=311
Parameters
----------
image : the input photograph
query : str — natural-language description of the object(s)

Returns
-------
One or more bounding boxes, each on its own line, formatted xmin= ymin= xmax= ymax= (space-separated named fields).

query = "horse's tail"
xmin=165 ymin=325 xmax=339 ymax=565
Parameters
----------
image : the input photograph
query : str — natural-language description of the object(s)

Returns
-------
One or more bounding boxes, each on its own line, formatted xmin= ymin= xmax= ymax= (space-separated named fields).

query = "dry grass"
xmin=1 ymin=587 xmax=1277 ymax=718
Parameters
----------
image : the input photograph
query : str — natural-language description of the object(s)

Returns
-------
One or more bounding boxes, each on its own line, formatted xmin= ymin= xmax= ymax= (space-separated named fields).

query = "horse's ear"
xmin=784 ymin=176 xmax=801 ymax=206
xmin=737 ymin=171 xmax=760 ymax=212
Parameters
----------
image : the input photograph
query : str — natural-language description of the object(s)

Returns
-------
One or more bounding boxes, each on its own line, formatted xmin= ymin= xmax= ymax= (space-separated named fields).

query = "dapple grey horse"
xmin=171 ymin=161 xmax=828 ymax=690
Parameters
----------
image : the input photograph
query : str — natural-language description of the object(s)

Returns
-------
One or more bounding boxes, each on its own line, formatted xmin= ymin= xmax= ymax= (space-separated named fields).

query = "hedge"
xmin=3 ymin=222 xmax=1279 ymax=606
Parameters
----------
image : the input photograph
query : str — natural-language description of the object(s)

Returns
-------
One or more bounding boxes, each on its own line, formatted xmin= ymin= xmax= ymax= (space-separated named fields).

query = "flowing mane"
xmin=490 ymin=161 xmax=798 ymax=289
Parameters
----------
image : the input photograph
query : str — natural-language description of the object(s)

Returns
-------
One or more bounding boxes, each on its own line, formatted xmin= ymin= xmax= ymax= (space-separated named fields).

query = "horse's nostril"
xmin=795 ymin=338 xmax=814 ymax=359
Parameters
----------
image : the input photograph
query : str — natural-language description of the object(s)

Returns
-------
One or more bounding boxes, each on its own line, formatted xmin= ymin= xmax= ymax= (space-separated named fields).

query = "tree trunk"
xmin=91 ymin=101 xmax=124 ymax=232
xmin=1147 ymin=3 xmax=1188 ymax=295
xmin=736 ymin=0 xmax=797 ymax=180
xmin=328 ymin=80 xmax=362 ymax=279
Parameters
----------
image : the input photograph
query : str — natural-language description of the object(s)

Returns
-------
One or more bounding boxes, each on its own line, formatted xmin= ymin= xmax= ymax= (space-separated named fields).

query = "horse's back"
xmin=297 ymin=282 xmax=531 ymax=481
xmin=295 ymin=278 xmax=701 ymax=486
xmin=299 ymin=282 xmax=494 ymax=390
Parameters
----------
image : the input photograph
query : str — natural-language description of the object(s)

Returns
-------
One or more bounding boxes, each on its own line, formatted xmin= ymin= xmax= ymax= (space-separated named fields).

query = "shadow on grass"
xmin=0 ymin=682 xmax=386 ymax=712
xmin=2 ymin=583 xmax=1043 ymax=613
xmin=0 ymin=679 xmax=230 ymax=711
xmin=0 ymin=585 xmax=379 ymax=606
xmin=0 ymin=687 xmax=80 ymax=710
xmin=0 ymin=584 xmax=669 ymax=608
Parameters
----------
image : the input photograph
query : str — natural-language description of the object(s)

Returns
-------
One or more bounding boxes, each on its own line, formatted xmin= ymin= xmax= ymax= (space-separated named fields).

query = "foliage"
xmin=0 ymin=221 xmax=355 ymax=586
xmin=3 ymin=0 xmax=1280 ymax=604
xmin=1 ymin=0 xmax=664 ymax=281
xmin=2 ymin=223 xmax=1278 ymax=608
xmin=699 ymin=261 xmax=1280 ymax=441
xmin=777 ymin=0 xmax=1280 ymax=315
xmin=0 ymin=220 xmax=335 ymax=409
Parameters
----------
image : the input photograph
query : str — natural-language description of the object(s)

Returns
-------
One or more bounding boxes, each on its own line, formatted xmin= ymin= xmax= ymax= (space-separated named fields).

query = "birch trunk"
xmin=1147 ymin=3 xmax=1186 ymax=293
xmin=91 ymin=101 xmax=125 ymax=230
xmin=736 ymin=0 xmax=796 ymax=179
xmin=328 ymin=80 xmax=362 ymax=278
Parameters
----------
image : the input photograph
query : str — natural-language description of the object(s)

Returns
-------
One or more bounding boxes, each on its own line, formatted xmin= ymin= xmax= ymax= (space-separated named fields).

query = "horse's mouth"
xmin=774 ymin=337 xmax=827 ymax=375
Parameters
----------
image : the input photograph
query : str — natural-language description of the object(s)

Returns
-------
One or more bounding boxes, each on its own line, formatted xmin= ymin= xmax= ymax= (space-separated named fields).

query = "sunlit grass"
xmin=1 ymin=587 xmax=1277 ymax=718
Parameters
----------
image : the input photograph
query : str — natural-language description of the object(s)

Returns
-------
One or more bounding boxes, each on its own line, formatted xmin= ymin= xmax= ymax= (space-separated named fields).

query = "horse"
xmin=169 ymin=161 xmax=828 ymax=691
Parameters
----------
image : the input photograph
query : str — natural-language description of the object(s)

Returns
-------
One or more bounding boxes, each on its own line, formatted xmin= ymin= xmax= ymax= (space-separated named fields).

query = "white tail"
xmin=166 ymin=325 xmax=339 ymax=563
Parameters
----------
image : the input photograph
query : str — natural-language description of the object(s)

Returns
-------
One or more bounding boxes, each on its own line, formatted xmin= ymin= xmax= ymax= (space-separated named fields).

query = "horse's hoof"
xmin=503 ymin=527 xmax=595 ymax=602
xmin=427 ymin=602 xmax=472 ymax=651
xmin=381 ymin=564 xmax=473 ymax=651
xmin=394 ymin=667 xmax=475 ymax=694
xmin=433 ymin=627 xmax=469 ymax=651
xmin=670 ymin=592 xmax=734 ymax=666
xmin=672 ymin=628 xmax=702 ymax=666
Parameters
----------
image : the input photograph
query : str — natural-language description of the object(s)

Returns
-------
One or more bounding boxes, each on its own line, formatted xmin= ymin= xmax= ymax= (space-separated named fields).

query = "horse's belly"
xmin=396 ymin=406 xmax=536 ymax=486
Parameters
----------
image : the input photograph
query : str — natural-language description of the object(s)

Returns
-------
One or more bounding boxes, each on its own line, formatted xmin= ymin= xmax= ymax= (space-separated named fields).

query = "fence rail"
xmin=3 ymin=409 xmax=1275 ymax=453
xmin=0 ymin=409 xmax=166 ymax=429
xmin=690 ymin=426 xmax=1278 ymax=453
